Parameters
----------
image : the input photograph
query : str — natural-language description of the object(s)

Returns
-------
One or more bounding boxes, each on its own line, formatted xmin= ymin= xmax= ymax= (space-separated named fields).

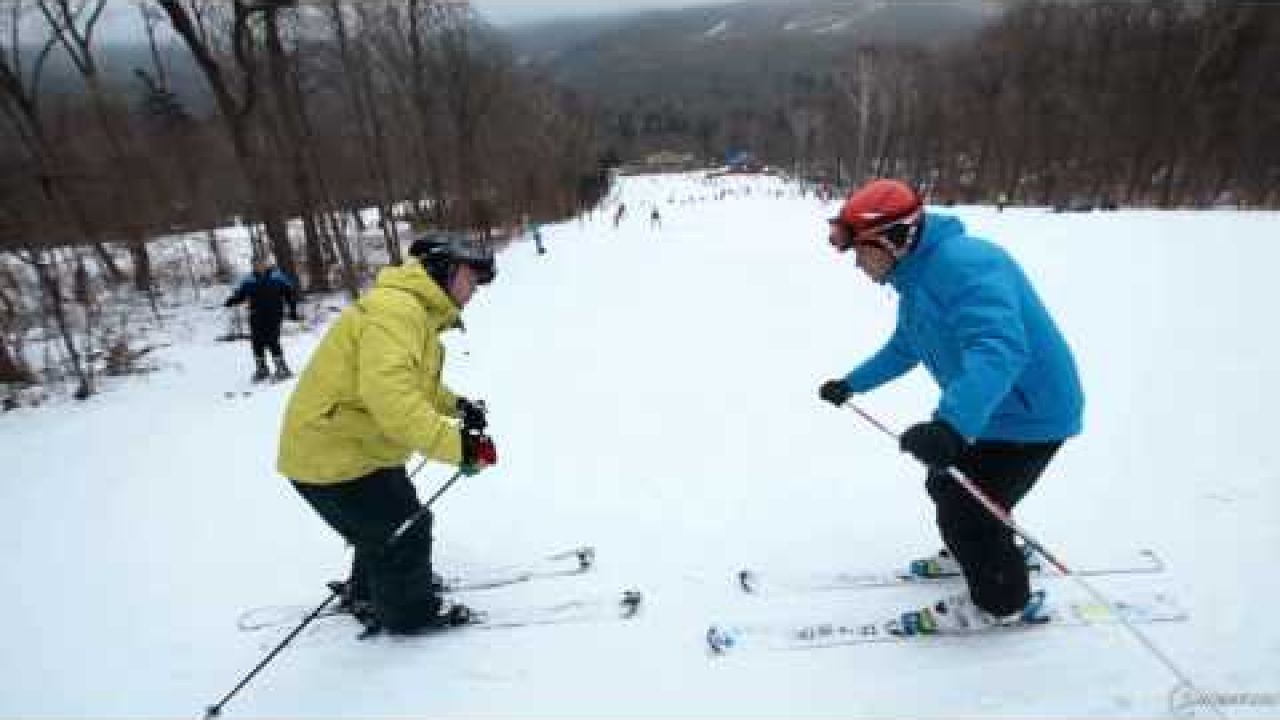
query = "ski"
xmin=223 ymin=372 xmax=296 ymax=399
xmin=737 ymin=549 xmax=1164 ymax=595
xmin=249 ymin=589 xmax=642 ymax=646
xmin=706 ymin=590 xmax=1187 ymax=653
xmin=238 ymin=546 xmax=595 ymax=632
xmin=442 ymin=588 xmax=642 ymax=632
xmin=442 ymin=546 xmax=596 ymax=593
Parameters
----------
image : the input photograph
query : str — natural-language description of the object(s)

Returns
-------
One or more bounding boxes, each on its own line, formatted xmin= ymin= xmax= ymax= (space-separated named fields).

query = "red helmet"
xmin=830 ymin=179 xmax=924 ymax=253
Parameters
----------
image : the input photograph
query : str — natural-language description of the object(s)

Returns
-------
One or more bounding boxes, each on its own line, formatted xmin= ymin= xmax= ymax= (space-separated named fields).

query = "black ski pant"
xmin=925 ymin=439 xmax=1063 ymax=617
xmin=249 ymin=314 xmax=284 ymax=361
xmin=291 ymin=466 xmax=442 ymax=632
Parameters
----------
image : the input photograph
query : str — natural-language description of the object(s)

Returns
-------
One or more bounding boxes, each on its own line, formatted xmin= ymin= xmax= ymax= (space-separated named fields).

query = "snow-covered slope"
xmin=2 ymin=173 xmax=1277 ymax=717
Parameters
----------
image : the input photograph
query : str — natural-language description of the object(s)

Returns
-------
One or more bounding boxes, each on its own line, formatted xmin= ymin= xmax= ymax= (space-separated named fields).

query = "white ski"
xmin=737 ymin=549 xmax=1164 ymax=595
xmin=707 ymin=591 xmax=1187 ymax=653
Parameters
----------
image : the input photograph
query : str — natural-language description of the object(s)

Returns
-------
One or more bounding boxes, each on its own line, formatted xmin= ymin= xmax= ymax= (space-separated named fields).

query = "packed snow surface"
xmin=2 ymin=172 xmax=1277 ymax=717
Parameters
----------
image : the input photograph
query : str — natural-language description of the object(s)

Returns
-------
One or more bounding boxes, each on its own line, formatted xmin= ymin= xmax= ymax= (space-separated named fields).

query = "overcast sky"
xmin=471 ymin=0 xmax=738 ymax=26
xmin=75 ymin=0 xmax=738 ymax=42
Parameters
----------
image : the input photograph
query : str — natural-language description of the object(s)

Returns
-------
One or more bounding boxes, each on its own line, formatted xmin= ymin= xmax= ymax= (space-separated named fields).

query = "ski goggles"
xmin=828 ymin=217 xmax=918 ymax=254
xmin=828 ymin=218 xmax=883 ymax=253
xmin=466 ymin=257 xmax=497 ymax=285
xmin=828 ymin=219 xmax=855 ymax=252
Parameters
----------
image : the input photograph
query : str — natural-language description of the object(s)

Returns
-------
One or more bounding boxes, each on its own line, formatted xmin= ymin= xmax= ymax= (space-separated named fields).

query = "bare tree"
xmin=325 ymin=0 xmax=402 ymax=263
xmin=1 ymin=0 xmax=102 ymax=397
xmin=258 ymin=3 xmax=333 ymax=292
xmin=38 ymin=0 xmax=167 ymax=296
xmin=428 ymin=3 xmax=506 ymax=232
xmin=0 ymin=0 xmax=122 ymax=281
xmin=158 ymin=0 xmax=299 ymax=279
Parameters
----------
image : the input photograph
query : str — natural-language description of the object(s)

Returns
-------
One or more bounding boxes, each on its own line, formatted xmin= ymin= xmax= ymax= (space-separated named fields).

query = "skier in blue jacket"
xmin=225 ymin=256 xmax=299 ymax=382
xmin=818 ymin=179 xmax=1084 ymax=633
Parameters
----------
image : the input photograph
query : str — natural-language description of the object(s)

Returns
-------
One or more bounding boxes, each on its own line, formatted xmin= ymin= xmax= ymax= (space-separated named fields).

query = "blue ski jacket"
xmin=843 ymin=213 xmax=1084 ymax=442
xmin=225 ymin=268 xmax=298 ymax=322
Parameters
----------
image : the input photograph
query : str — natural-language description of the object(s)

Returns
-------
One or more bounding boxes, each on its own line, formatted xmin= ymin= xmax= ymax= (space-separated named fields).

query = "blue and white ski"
xmin=706 ymin=591 xmax=1187 ymax=653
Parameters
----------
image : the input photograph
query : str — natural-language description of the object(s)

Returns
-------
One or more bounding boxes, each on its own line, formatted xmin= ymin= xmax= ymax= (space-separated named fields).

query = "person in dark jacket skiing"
xmin=818 ymin=178 xmax=1084 ymax=633
xmin=278 ymin=232 xmax=498 ymax=634
xmin=224 ymin=256 xmax=299 ymax=382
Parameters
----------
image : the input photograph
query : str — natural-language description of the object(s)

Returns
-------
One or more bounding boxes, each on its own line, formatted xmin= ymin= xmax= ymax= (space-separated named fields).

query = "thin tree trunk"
xmin=262 ymin=8 xmax=328 ymax=292
xmin=158 ymin=0 xmax=298 ymax=280
xmin=27 ymin=249 xmax=91 ymax=399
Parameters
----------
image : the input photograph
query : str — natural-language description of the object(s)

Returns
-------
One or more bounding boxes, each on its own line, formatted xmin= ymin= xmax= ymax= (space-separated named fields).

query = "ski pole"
xmin=387 ymin=467 xmax=465 ymax=546
xmin=203 ymin=590 xmax=340 ymax=719
xmin=844 ymin=403 xmax=1069 ymax=573
xmin=843 ymin=401 xmax=1226 ymax=719
xmin=201 ymin=464 xmax=466 ymax=718
xmin=388 ymin=429 xmax=492 ymax=546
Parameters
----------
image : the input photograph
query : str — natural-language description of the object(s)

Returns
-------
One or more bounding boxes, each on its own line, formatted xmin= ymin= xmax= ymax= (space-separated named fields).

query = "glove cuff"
xmin=934 ymin=419 xmax=965 ymax=446
xmin=460 ymin=431 xmax=475 ymax=466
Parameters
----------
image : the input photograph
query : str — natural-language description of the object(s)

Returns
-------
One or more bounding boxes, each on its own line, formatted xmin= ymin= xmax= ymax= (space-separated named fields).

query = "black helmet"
xmin=409 ymin=232 xmax=496 ymax=285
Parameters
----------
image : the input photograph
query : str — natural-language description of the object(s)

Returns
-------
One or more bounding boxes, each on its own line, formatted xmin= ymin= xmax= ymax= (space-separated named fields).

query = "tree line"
xmin=0 ymin=0 xmax=609 ymax=399
xmin=598 ymin=0 xmax=1277 ymax=209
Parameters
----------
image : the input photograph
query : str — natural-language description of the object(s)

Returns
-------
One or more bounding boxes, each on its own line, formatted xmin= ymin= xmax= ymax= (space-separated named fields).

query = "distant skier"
xmin=613 ymin=203 xmax=627 ymax=228
xmin=997 ymin=192 xmax=1010 ymax=213
xmin=526 ymin=216 xmax=546 ymax=255
xmin=650 ymin=206 xmax=662 ymax=229
xmin=224 ymin=255 xmax=298 ymax=382
xmin=818 ymin=179 xmax=1084 ymax=634
xmin=277 ymin=233 xmax=499 ymax=634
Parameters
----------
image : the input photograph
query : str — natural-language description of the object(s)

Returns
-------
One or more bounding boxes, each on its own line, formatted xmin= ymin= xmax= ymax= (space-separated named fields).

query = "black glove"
xmin=899 ymin=419 xmax=965 ymax=469
xmin=818 ymin=378 xmax=852 ymax=407
xmin=457 ymin=397 xmax=487 ymax=432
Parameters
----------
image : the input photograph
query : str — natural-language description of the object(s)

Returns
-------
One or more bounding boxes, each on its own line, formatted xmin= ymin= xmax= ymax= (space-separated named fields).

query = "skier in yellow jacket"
xmin=278 ymin=232 xmax=497 ymax=633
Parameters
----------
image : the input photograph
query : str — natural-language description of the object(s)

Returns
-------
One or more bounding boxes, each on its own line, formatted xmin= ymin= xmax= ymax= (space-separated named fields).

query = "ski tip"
xmin=1138 ymin=548 xmax=1165 ymax=571
xmin=547 ymin=546 xmax=596 ymax=569
xmin=706 ymin=624 xmax=737 ymax=654
xmin=620 ymin=589 xmax=643 ymax=618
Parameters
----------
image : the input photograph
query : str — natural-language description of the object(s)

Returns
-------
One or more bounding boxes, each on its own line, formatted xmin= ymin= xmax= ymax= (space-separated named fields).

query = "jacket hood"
xmin=889 ymin=212 xmax=966 ymax=291
xmin=373 ymin=261 xmax=460 ymax=328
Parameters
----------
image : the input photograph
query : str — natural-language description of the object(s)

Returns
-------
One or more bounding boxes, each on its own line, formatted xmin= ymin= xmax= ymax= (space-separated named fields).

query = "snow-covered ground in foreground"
xmin=2 ymin=172 xmax=1278 ymax=718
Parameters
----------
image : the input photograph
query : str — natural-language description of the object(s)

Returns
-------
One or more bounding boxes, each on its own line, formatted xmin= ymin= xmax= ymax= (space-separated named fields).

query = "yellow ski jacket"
xmin=278 ymin=261 xmax=463 ymax=485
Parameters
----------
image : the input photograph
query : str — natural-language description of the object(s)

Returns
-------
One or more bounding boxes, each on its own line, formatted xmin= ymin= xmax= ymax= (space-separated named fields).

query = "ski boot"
xmin=356 ymin=598 xmax=476 ymax=638
xmin=272 ymin=356 xmax=293 ymax=381
xmin=326 ymin=579 xmax=377 ymax=629
xmin=327 ymin=580 xmax=372 ymax=614
xmin=908 ymin=547 xmax=963 ymax=578
xmin=913 ymin=544 xmax=1043 ymax=576
xmin=891 ymin=589 xmax=1048 ymax=636
xmin=251 ymin=357 xmax=271 ymax=383
xmin=433 ymin=600 xmax=475 ymax=628
xmin=1017 ymin=541 xmax=1045 ymax=572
